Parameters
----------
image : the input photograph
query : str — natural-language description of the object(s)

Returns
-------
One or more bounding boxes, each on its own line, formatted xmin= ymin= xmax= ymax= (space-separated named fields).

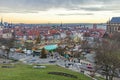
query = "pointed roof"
xmin=0 ymin=18 xmax=4 ymax=26
xmin=110 ymin=17 xmax=120 ymax=23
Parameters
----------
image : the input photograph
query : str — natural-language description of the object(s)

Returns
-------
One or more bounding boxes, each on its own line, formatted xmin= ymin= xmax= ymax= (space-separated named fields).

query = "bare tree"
xmin=24 ymin=42 xmax=33 ymax=50
xmin=0 ymin=38 xmax=15 ymax=59
xmin=35 ymin=35 xmax=41 ymax=44
xmin=40 ymin=48 xmax=47 ymax=58
xmin=111 ymin=32 xmax=120 ymax=46
xmin=56 ymin=46 xmax=65 ymax=56
xmin=95 ymin=39 xmax=120 ymax=80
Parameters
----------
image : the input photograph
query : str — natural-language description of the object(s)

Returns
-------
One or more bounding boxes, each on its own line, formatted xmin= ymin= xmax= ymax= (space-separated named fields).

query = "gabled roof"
xmin=110 ymin=17 xmax=120 ymax=23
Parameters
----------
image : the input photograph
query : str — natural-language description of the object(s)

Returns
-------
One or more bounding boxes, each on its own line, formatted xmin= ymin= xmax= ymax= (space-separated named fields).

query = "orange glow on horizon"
xmin=0 ymin=9 xmax=112 ymax=24
xmin=0 ymin=16 xmax=107 ymax=24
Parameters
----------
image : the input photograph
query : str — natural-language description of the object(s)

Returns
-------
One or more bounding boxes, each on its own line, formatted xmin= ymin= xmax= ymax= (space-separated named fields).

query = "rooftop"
xmin=110 ymin=17 xmax=120 ymax=23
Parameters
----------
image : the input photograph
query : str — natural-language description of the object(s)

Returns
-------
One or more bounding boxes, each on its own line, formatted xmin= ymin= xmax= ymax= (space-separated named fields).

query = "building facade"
xmin=0 ymin=18 xmax=13 ymax=39
xmin=0 ymin=18 xmax=4 ymax=38
xmin=107 ymin=17 xmax=120 ymax=33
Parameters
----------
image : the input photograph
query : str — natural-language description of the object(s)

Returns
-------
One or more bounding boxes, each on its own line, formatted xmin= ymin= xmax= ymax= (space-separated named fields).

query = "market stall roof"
xmin=44 ymin=44 xmax=58 ymax=51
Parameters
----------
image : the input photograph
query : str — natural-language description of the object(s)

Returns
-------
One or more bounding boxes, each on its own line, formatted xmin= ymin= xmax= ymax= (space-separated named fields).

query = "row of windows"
xmin=108 ymin=23 xmax=120 ymax=26
xmin=107 ymin=26 xmax=120 ymax=33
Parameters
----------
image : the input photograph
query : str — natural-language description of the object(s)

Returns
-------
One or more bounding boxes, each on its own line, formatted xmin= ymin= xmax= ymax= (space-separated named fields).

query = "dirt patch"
xmin=48 ymin=72 xmax=77 ymax=79
xmin=1 ymin=65 xmax=15 ymax=68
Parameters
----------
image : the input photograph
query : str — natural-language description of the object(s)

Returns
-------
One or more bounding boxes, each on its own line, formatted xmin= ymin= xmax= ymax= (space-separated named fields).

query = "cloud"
xmin=80 ymin=0 xmax=120 ymax=12
xmin=57 ymin=13 xmax=93 ymax=16
xmin=0 ymin=0 xmax=120 ymax=13
xmin=80 ymin=5 xmax=120 ymax=12
xmin=0 ymin=0 xmax=87 ymax=13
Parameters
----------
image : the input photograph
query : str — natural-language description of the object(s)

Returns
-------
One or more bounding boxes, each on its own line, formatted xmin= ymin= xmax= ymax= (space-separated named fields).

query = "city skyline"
xmin=0 ymin=0 xmax=120 ymax=23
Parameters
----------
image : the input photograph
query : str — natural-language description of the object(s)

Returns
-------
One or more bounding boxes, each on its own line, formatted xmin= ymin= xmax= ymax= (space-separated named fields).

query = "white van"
xmin=80 ymin=60 xmax=94 ymax=71
xmin=26 ymin=50 xmax=33 ymax=55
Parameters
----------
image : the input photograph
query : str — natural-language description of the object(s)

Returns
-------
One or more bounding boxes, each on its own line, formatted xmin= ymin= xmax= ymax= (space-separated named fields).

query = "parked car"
xmin=26 ymin=50 xmax=33 ymax=55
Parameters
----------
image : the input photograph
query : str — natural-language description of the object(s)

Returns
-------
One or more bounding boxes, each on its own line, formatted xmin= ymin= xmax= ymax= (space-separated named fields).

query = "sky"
xmin=0 ymin=0 xmax=120 ymax=24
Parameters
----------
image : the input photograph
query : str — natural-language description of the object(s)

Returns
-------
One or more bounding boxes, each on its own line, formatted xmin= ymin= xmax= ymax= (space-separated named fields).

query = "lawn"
xmin=0 ymin=63 xmax=91 ymax=80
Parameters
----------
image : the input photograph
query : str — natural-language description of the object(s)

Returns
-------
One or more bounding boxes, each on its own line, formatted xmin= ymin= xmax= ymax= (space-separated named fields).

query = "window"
xmin=118 ymin=26 xmax=120 ymax=31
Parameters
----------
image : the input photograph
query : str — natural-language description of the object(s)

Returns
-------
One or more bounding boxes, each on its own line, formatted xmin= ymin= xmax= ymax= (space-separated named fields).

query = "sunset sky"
xmin=0 ymin=0 xmax=120 ymax=23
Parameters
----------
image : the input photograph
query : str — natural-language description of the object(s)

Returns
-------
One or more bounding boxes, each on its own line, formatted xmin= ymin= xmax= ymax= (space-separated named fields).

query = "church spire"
xmin=60 ymin=21 xmax=62 ymax=27
xmin=1 ymin=18 xmax=3 ymax=25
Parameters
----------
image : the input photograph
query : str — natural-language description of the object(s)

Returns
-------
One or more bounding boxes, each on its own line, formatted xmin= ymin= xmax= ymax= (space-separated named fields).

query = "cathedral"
xmin=0 ymin=18 xmax=13 ymax=38
xmin=107 ymin=17 xmax=120 ymax=33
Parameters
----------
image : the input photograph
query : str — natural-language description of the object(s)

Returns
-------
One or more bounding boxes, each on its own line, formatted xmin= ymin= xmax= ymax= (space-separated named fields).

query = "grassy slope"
xmin=0 ymin=63 xmax=91 ymax=80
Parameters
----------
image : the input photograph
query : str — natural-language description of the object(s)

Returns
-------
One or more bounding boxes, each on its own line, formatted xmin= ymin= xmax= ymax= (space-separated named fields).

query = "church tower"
xmin=1 ymin=18 xmax=3 ymax=24
xmin=60 ymin=22 xmax=62 ymax=27
xmin=0 ymin=18 xmax=4 ymax=30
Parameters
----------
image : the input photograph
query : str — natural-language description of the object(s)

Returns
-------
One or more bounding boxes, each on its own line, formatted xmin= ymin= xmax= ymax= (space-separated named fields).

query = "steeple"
xmin=60 ymin=21 xmax=62 ymax=27
xmin=1 ymin=18 xmax=3 ymax=25
xmin=0 ymin=18 xmax=4 ymax=29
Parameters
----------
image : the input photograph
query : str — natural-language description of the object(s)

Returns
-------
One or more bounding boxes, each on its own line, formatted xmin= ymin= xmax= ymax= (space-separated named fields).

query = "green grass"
xmin=0 ymin=63 xmax=91 ymax=80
